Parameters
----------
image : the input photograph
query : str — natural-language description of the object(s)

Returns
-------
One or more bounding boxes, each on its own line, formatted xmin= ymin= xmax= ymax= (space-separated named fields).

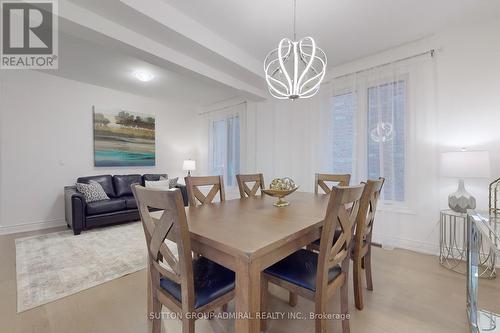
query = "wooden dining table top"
xmin=150 ymin=191 xmax=331 ymax=333
xmin=178 ymin=191 xmax=328 ymax=257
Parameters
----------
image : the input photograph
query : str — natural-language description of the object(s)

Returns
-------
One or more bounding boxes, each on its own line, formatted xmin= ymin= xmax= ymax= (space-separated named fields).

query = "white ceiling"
xmin=41 ymin=31 xmax=241 ymax=106
xmin=162 ymin=0 xmax=500 ymax=66
xmin=43 ymin=0 xmax=500 ymax=106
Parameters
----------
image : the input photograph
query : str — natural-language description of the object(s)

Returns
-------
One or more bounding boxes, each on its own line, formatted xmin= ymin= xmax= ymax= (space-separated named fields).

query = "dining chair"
xmin=236 ymin=173 xmax=265 ymax=198
xmin=261 ymin=184 xmax=365 ymax=333
xmin=131 ymin=184 xmax=235 ymax=333
xmin=185 ymin=175 xmax=225 ymax=207
xmin=352 ymin=177 xmax=384 ymax=310
xmin=303 ymin=173 xmax=351 ymax=266
xmin=307 ymin=178 xmax=385 ymax=310
xmin=315 ymin=173 xmax=351 ymax=194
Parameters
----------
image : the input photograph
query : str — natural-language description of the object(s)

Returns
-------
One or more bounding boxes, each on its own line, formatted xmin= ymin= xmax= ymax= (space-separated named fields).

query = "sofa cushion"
xmin=113 ymin=174 xmax=142 ymax=197
xmin=122 ymin=196 xmax=138 ymax=209
xmin=77 ymin=175 xmax=116 ymax=198
xmin=143 ymin=174 xmax=167 ymax=186
xmin=86 ymin=198 xmax=127 ymax=215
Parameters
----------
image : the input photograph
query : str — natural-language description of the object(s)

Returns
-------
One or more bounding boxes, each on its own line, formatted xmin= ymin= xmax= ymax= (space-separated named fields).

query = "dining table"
xmin=151 ymin=191 xmax=330 ymax=333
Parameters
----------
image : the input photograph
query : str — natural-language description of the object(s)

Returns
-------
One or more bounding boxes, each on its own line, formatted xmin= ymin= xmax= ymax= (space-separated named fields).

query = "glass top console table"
xmin=467 ymin=211 xmax=500 ymax=332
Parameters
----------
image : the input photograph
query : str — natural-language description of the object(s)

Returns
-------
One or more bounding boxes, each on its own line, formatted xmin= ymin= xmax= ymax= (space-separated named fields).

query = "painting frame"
xmin=93 ymin=106 xmax=156 ymax=167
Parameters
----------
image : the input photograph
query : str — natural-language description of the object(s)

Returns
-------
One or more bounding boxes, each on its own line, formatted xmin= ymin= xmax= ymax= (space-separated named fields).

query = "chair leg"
xmin=314 ymin=298 xmax=328 ymax=333
xmin=340 ymin=276 xmax=350 ymax=333
xmin=353 ymin=257 xmax=364 ymax=310
xmin=151 ymin=296 xmax=162 ymax=333
xmin=365 ymin=250 xmax=373 ymax=291
xmin=260 ymin=275 xmax=268 ymax=331
xmin=181 ymin=317 xmax=195 ymax=333
xmin=288 ymin=292 xmax=298 ymax=307
xmin=340 ymin=257 xmax=351 ymax=333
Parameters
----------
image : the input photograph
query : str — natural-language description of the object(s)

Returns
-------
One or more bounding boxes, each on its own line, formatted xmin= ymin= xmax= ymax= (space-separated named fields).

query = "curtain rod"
xmin=198 ymin=101 xmax=247 ymax=116
xmin=328 ymin=49 xmax=435 ymax=81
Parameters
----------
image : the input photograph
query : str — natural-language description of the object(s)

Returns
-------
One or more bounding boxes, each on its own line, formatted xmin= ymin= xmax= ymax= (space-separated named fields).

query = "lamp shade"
xmin=440 ymin=151 xmax=490 ymax=178
xmin=182 ymin=160 xmax=196 ymax=171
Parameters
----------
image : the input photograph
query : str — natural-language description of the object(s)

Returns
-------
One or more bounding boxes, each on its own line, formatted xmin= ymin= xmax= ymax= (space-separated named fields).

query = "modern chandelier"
xmin=264 ymin=0 xmax=327 ymax=100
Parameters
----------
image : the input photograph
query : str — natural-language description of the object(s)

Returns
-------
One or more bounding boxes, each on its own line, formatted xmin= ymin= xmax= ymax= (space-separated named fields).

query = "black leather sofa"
xmin=64 ymin=174 xmax=188 ymax=235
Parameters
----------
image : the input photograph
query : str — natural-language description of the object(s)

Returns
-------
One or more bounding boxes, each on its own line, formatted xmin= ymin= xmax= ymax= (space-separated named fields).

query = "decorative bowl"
xmin=262 ymin=186 xmax=299 ymax=207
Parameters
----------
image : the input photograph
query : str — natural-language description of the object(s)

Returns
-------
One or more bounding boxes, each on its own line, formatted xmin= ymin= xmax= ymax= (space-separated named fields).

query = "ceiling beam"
xmin=59 ymin=0 xmax=267 ymax=100
xmin=120 ymin=0 xmax=264 ymax=79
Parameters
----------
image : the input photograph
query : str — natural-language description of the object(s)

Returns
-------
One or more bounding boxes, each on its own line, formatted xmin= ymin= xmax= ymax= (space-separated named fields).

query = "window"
xmin=367 ymin=80 xmax=406 ymax=202
xmin=331 ymin=92 xmax=355 ymax=175
xmin=209 ymin=115 xmax=240 ymax=186
xmin=331 ymin=79 xmax=407 ymax=203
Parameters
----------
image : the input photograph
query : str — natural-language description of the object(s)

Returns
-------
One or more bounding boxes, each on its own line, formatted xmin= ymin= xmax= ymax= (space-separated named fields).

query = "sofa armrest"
xmin=175 ymin=184 xmax=189 ymax=207
xmin=64 ymin=186 xmax=85 ymax=235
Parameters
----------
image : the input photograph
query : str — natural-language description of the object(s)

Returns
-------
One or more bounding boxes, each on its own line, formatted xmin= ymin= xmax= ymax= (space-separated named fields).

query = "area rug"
xmin=15 ymin=222 xmax=166 ymax=312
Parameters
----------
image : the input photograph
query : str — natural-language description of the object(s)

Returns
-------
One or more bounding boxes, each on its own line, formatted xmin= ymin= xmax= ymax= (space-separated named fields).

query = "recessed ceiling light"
xmin=132 ymin=70 xmax=154 ymax=82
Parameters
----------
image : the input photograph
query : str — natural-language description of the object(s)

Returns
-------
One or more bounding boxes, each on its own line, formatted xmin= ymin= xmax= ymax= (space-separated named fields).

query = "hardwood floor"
xmin=1 ymin=227 xmax=499 ymax=333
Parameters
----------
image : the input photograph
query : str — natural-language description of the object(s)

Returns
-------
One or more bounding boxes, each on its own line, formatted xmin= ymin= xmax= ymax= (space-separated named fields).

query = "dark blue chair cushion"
xmin=86 ymin=198 xmax=126 ymax=215
xmin=160 ymin=257 xmax=235 ymax=309
xmin=264 ymin=249 xmax=341 ymax=291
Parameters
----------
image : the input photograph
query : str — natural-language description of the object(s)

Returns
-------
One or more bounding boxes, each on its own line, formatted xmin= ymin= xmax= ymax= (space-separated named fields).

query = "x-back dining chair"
xmin=307 ymin=177 xmax=385 ymax=310
xmin=315 ymin=173 xmax=351 ymax=194
xmin=131 ymin=185 xmax=235 ymax=333
xmin=352 ymin=177 xmax=384 ymax=310
xmin=236 ymin=173 xmax=265 ymax=198
xmin=185 ymin=175 xmax=225 ymax=207
xmin=261 ymin=184 xmax=365 ymax=333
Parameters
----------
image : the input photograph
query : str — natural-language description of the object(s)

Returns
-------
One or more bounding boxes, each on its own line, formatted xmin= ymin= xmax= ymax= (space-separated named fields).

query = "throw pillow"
xmin=75 ymin=180 xmax=110 ymax=203
xmin=145 ymin=180 xmax=170 ymax=190
xmin=168 ymin=177 xmax=179 ymax=188
xmin=159 ymin=176 xmax=179 ymax=189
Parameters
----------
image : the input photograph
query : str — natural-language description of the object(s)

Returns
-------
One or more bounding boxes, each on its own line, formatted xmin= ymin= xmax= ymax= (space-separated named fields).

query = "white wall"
xmin=434 ymin=19 xmax=500 ymax=209
xmin=242 ymin=18 xmax=500 ymax=255
xmin=0 ymin=70 xmax=204 ymax=234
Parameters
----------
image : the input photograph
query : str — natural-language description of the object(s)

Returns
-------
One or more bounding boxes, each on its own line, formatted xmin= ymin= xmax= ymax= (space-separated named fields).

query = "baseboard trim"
xmin=0 ymin=219 xmax=67 ymax=235
xmin=373 ymin=233 xmax=439 ymax=256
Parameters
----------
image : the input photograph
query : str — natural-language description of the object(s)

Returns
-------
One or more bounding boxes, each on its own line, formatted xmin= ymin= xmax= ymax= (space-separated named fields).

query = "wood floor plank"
xmin=1 ymin=228 xmax=499 ymax=333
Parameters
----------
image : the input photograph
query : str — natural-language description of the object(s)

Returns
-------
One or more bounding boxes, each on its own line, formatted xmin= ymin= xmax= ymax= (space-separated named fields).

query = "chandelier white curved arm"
xmin=264 ymin=36 xmax=327 ymax=100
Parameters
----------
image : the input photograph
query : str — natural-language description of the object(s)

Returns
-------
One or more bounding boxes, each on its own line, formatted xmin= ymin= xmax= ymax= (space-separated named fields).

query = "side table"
xmin=440 ymin=209 xmax=496 ymax=279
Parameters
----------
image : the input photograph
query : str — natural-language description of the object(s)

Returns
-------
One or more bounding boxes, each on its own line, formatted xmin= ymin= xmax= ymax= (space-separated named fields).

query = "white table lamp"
xmin=440 ymin=150 xmax=490 ymax=213
xmin=183 ymin=160 xmax=196 ymax=176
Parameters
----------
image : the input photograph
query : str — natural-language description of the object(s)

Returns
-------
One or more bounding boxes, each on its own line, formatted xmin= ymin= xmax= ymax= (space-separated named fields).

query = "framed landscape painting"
xmin=93 ymin=107 xmax=155 ymax=167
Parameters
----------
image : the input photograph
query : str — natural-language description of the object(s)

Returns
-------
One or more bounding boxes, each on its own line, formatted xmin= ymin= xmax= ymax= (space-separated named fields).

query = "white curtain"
xmin=246 ymin=53 xmax=437 ymax=208
xmin=325 ymin=54 xmax=437 ymax=207
xmin=206 ymin=103 xmax=244 ymax=187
